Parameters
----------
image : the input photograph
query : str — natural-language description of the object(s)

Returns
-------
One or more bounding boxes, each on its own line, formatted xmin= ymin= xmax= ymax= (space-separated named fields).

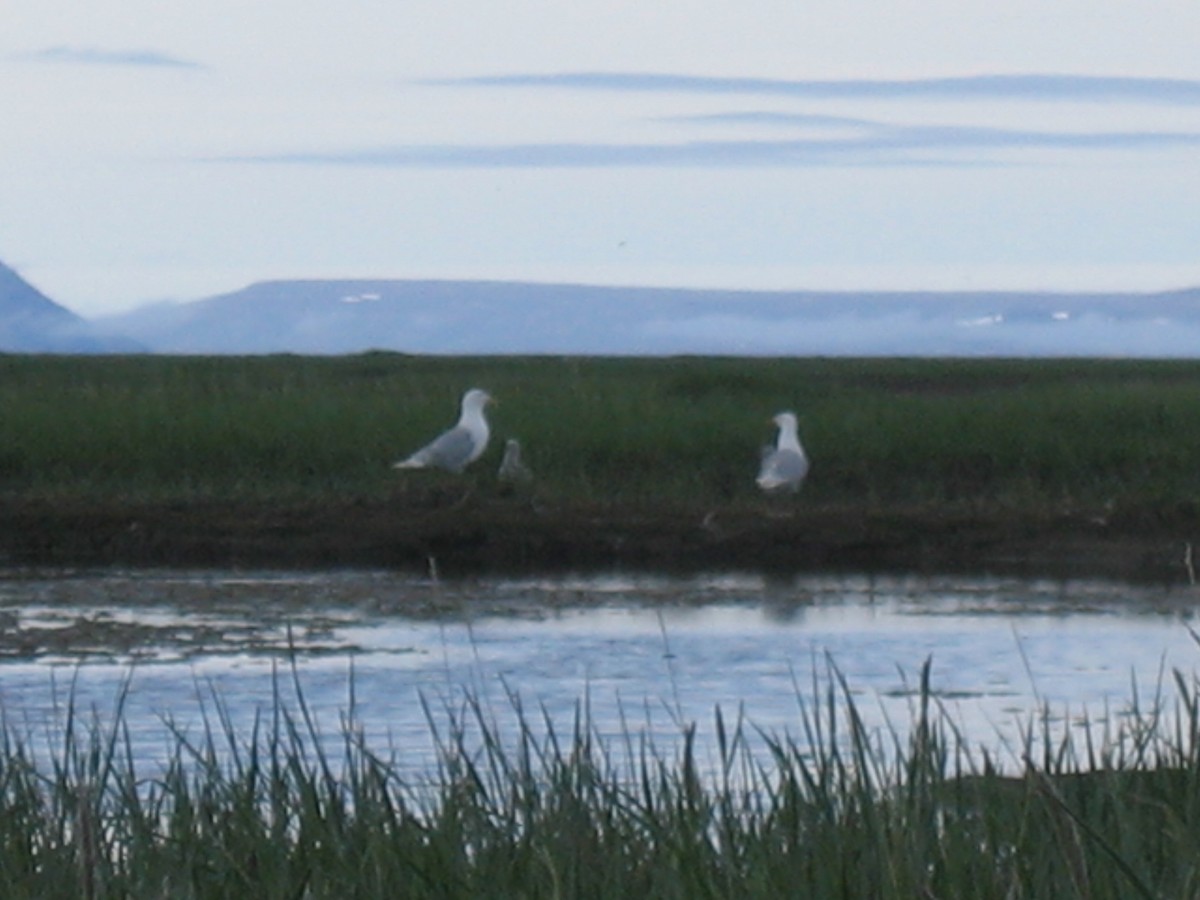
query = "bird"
xmin=393 ymin=388 xmax=493 ymax=473
xmin=756 ymin=411 xmax=809 ymax=494
xmin=497 ymin=438 xmax=533 ymax=484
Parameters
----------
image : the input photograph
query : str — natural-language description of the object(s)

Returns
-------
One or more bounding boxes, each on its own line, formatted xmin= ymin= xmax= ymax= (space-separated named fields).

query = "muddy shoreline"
xmin=1 ymin=496 xmax=1197 ymax=585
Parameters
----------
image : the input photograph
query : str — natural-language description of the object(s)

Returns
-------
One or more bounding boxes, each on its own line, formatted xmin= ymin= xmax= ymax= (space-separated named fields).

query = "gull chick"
xmin=498 ymin=438 xmax=533 ymax=484
xmin=394 ymin=388 xmax=493 ymax=473
xmin=756 ymin=411 xmax=809 ymax=494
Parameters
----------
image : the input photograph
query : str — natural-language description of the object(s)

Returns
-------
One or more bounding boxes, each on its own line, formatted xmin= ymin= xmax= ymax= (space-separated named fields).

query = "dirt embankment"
xmin=1 ymin=493 xmax=1197 ymax=584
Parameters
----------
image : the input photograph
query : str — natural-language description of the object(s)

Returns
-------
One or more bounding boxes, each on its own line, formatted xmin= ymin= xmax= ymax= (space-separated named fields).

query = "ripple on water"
xmin=0 ymin=568 xmax=1196 ymax=776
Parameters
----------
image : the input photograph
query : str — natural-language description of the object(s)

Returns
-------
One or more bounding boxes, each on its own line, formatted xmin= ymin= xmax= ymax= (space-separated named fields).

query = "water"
xmin=0 ymin=568 xmax=1197 ymax=778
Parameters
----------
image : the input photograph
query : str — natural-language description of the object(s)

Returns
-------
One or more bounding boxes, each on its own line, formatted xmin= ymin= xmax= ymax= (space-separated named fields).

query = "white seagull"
xmin=756 ymin=411 xmax=809 ymax=494
xmin=394 ymin=388 xmax=493 ymax=473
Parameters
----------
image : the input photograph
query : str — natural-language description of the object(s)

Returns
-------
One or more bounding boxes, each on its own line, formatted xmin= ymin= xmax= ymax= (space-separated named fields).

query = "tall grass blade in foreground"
xmin=2 ymin=661 xmax=1200 ymax=896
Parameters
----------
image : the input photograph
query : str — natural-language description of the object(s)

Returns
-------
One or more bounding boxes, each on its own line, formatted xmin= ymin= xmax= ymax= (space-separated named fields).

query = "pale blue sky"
xmin=3 ymin=1 xmax=1200 ymax=315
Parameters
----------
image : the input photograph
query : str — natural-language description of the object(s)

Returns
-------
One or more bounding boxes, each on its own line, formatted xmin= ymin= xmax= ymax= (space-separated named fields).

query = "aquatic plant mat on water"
xmin=4 ymin=656 xmax=1200 ymax=898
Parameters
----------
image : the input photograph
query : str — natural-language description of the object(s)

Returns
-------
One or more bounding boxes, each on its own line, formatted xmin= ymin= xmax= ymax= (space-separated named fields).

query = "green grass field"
xmin=3 ymin=353 xmax=1200 ymax=516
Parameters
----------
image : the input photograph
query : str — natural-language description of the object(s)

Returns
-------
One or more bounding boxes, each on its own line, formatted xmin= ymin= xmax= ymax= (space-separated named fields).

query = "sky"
xmin=3 ymin=1 xmax=1200 ymax=317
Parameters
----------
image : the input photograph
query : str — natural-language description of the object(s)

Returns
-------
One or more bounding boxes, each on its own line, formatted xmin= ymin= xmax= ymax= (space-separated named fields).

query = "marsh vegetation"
xmin=3 ymin=355 xmax=1200 ymax=894
xmin=3 ymin=658 xmax=1200 ymax=898
xmin=1 ymin=353 xmax=1199 ymax=574
xmin=0 ymin=354 xmax=1198 ymax=505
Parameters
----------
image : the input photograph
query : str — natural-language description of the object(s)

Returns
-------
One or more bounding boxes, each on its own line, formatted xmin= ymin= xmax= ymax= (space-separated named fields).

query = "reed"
xmin=3 ymin=354 xmax=1200 ymax=515
xmin=1 ymin=657 xmax=1200 ymax=897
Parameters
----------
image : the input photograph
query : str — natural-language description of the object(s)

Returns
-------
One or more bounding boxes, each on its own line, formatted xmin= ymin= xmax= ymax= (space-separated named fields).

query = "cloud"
xmin=427 ymin=72 xmax=1200 ymax=106
xmin=670 ymin=111 xmax=879 ymax=129
xmin=223 ymin=70 xmax=1200 ymax=170
xmin=16 ymin=46 xmax=204 ymax=69
xmin=223 ymin=140 xmax=980 ymax=169
xmin=225 ymin=122 xmax=1200 ymax=170
xmin=673 ymin=112 xmax=1200 ymax=153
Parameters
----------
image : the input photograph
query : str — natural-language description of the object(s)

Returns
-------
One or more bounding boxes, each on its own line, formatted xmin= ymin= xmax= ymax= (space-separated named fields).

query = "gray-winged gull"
xmin=756 ymin=411 xmax=809 ymax=493
xmin=498 ymin=438 xmax=533 ymax=483
xmin=394 ymin=388 xmax=493 ymax=473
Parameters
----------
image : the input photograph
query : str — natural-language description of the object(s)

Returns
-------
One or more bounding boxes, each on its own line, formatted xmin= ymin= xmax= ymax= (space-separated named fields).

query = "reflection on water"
xmin=0 ymin=569 xmax=1197 ymax=776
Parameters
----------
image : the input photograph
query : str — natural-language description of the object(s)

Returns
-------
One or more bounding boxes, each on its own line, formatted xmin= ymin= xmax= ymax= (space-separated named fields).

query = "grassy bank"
xmin=4 ymin=353 xmax=1200 ymax=507
xmin=3 ymin=660 xmax=1200 ymax=898
xmin=1 ymin=354 xmax=1199 ymax=574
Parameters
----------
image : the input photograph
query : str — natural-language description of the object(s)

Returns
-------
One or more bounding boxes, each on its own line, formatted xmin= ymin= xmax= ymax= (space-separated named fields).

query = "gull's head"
xmin=461 ymin=388 xmax=494 ymax=413
xmin=773 ymin=411 xmax=798 ymax=432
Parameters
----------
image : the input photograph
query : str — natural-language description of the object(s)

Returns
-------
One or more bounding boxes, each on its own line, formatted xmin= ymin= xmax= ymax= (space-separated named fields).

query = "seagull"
xmin=393 ymin=388 xmax=493 ymax=473
xmin=756 ymin=411 xmax=809 ymax=494
xmin=497 ymin=438 xmax=533 ymax=484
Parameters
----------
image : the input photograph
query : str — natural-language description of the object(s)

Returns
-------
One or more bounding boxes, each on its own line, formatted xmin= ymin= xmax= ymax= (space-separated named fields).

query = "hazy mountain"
xmin=0 ymin=260 xmax=141 ymax=353
xmin=92 ymin=278 xmax=1200 ymax=357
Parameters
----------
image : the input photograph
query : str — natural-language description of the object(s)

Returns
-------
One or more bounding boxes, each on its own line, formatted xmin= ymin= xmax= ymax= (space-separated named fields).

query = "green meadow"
xmin=2 ymin=353 xmax=1200 ymax=515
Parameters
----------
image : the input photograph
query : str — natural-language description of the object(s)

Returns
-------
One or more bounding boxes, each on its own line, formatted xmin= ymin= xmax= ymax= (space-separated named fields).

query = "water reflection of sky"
xmin=0 ymin=569 xmax=1198 ymax=778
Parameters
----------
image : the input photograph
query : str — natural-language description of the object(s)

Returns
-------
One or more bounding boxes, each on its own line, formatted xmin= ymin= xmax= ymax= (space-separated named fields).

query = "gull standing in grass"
xmin=394 ymin=388 xmax=493 ymax=473
xmin=756 ymin=411 xmax=809 ymax=494
xmin=498 ymin=438 xmax=533 ymax=484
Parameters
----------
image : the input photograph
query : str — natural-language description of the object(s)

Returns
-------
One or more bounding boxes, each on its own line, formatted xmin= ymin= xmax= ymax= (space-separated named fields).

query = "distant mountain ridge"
xmin=0 ymin=260 xmax=140 ymax=353
xmin=6 ymin=254 xmax=1200 ymax=356
xmin=92 ymin=278 xmax=1200 ymax=357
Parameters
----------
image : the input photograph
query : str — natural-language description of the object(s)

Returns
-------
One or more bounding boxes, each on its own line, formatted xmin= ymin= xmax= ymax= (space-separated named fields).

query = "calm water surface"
xmin=1 ymin=569 xmax=1198 ymax=776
